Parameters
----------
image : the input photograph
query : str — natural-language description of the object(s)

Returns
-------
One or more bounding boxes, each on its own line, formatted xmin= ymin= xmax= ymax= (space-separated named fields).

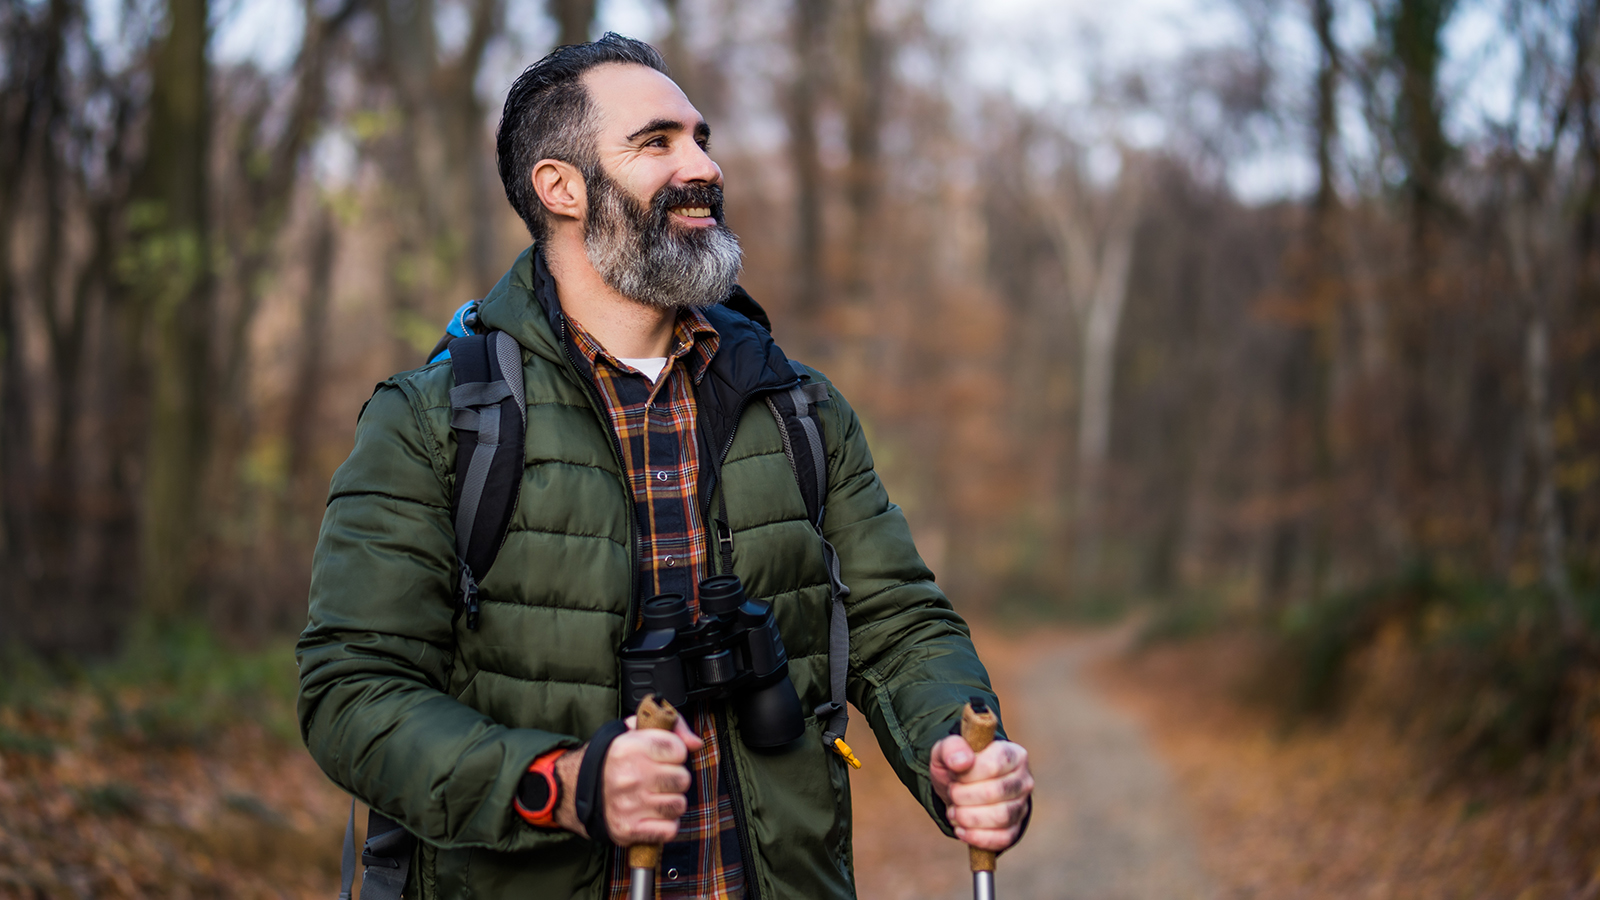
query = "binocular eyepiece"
xmin=621 ymin=575 xmax=805 ymax=749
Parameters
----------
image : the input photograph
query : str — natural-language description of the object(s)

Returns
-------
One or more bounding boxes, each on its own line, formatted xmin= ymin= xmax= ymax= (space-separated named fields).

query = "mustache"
xmin=650 ymin=182 xmax=725 ymax=224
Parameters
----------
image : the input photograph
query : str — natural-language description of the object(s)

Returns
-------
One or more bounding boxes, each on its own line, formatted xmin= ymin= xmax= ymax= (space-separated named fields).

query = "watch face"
xmin=519 ymin=770 xmax=554 ymax=811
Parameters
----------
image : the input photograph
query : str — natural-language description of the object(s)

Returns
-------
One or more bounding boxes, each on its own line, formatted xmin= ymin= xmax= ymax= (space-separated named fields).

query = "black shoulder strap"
xmin=338 ymin=802 xmax=415 ymax=900
xmin=765 ymin=362 xmax=831 ymax=527
xmin=765 ymin=361 xmax=856 ymax=765
xmin=447 ymin=330 xmax=526 ymax=631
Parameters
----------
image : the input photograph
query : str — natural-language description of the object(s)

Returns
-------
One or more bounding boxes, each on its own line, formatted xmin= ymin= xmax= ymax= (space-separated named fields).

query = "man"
xmin=297 ymin=33 xmax=1032 ymax=900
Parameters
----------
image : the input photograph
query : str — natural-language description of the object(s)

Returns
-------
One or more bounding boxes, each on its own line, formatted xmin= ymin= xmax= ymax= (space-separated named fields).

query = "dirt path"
xmin=852 ymin=625 xmax=1213 ymax=900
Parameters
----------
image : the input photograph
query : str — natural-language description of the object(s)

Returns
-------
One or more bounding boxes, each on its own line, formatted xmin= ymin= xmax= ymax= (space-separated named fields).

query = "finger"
xmin=948 ymin=798 xmax=1028 ymax=831
xmin=948 ymin=769 xmax=1034 ymax=807
xmin=615 ymin=817 xmax=680 ymax=846
xmin=961 ymin=741 xmax=1026 ymax=783
xmin=954 ymin=824 xmax=1022 ymax=852
xmin=645 ymin=791 xmax=688 ymax=821
xmin=931 ymin=734 xmax=974 ymax=774
xmin=645 ymin=762 xmax=692 ymax=795
xmin=607 ymin=788 xmax=687 ymax=830
xmin=640 ymin=730 xmax=688 ymax=763
xmin=624 ymin=714 xmax=638 ymax=730
xmin=673 ymin=715 xmax=705 ymax=752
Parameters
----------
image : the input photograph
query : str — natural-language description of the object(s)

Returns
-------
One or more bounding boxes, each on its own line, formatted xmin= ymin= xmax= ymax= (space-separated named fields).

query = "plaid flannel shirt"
xmin=565 ymin=309 xmax=747 ymax=900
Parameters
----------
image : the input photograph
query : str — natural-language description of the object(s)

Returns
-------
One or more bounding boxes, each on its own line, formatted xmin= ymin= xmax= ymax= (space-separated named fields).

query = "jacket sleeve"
xmin=295 ymin=379 xmax=580 ymax=852
xmin=814 ymin=376 xmax=1005 ymax=837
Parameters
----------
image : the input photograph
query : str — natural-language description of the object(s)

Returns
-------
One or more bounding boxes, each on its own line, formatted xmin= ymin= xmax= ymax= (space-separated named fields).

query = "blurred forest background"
xmin=4 ymin=0 xmax=1600 ymax=893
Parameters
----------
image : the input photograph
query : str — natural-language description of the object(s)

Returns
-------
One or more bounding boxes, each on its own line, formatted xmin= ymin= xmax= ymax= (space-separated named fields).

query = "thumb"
xmin=932 ymin=734 xmax=974 ymax=774
xmin=674 ymin=714 xmax=705 ymax=752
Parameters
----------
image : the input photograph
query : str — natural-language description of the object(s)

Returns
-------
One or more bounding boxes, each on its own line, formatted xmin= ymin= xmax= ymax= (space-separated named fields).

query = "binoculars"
xmin=620 ymin=575 xmax=805 ymax=749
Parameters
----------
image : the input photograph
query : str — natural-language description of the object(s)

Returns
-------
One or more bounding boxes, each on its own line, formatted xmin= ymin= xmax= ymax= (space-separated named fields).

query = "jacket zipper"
xmin=716 ymin=704 xmax=762 ymax=900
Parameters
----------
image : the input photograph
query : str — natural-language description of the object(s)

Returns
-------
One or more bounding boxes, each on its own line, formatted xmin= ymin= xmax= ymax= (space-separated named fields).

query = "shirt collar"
xmin=566 ymin=306 xmax=721 ymax=385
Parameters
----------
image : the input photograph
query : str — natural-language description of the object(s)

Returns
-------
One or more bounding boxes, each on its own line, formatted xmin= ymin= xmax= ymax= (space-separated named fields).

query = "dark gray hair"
xmin=495 ymin=33 xmax=668 ymax=241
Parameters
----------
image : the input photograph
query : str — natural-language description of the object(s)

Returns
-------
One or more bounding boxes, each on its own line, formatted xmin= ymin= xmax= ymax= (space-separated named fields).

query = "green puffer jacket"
xmin=296 ymin=247 xmax=1003 ymax=899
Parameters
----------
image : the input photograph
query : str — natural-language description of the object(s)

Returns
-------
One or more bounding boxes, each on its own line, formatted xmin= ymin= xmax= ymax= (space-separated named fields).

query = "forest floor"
xmin=3 ymin=622 xmax=1597 ymax=898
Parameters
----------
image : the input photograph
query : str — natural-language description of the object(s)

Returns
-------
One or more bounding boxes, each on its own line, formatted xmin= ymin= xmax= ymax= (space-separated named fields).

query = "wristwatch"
xmin=514 ymin=748 xmax=566 ymax=828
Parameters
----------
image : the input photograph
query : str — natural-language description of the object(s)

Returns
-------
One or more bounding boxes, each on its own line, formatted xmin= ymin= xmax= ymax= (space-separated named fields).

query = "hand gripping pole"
xmin=960 ymin=698 xmax=1000 ymax=900
xmin=628 ymin=695 xmax=679 ymax=900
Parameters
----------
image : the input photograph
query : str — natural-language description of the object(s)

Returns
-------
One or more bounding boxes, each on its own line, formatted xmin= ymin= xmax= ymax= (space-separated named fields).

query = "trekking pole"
xmin=628 ymin=694 xmax=679 ymax=900
xmin=961 ymin=697 xmax=1000 ymax=900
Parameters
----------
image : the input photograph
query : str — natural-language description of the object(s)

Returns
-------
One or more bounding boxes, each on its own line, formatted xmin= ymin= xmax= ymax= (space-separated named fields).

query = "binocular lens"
xmin=699 ymin=575 xmax=746 ymax=616
xmin=642 ymin=593 xmax=692 ymax=631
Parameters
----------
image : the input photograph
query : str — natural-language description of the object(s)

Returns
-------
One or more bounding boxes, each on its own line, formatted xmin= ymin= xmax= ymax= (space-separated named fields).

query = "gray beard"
xmin=582 ymin=168 xmax=743 ymax=311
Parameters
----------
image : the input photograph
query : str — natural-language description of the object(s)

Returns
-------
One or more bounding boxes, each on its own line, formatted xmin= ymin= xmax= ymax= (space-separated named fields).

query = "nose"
xmin=677 ymin=140 xmax=721 ymax=186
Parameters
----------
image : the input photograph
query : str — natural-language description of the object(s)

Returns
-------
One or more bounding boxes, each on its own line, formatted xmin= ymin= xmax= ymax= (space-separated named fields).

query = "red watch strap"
xmin=514 ymin=748 xmax=565 ymax=827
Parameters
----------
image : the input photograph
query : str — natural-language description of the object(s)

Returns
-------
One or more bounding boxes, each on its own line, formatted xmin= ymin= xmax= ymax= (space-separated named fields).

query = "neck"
xmin=544 ymin=229 xmax=677 ymax=359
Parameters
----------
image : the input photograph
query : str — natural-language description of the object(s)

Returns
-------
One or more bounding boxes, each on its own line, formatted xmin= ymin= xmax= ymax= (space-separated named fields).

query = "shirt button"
xmin=665 ymin=555 xmax=675 ymax=567
xmin=667 ymin=868 xmax=680 ymax=881
xmin=656 ymin=471 xmax=669 ymax=482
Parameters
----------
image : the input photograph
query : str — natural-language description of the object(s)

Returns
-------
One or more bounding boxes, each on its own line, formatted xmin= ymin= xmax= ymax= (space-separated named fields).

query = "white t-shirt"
xmin=617 ymin=357 xmax=669 ymax=384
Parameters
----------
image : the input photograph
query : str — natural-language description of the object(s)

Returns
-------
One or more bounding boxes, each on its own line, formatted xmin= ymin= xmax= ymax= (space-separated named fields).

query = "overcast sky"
xmin=193 ymin=0 xmax=1523 ymax=203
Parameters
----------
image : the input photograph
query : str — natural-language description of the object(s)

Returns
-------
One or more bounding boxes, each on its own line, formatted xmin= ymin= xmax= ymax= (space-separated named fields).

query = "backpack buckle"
xmin=459 ymin=566 xmax=481 ymax=631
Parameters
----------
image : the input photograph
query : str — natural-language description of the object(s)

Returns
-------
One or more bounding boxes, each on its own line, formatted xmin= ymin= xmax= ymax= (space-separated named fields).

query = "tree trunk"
xmin=378 ymin=0 xmax=503 ymax=371
xmin=839 ymin=0 xmax=885 ymax=311
xmin=1524 ymin=313 xmax=1579 ymax=639
xmin=126 ymin=0 xmax=213 ymax=624
xmin=0 ymin=0 xmax=50 ymax=639
xmin=1507 ymin=186 xmax=1581 ymax=640
xmin=1385 ymin=0 xmax=1453 ymax=561
xmin=787 ymin=0 xmax=828 ymax=322
xmin=547 ymin=0 xmax=594 ymax=46
xmin=1073 ymin=164 xmax=1142 ymax=590
xmin=1264 ymin=0 xmax=1339 ymax=607
xmin=285 ymin=206 xmax=338 ymax=506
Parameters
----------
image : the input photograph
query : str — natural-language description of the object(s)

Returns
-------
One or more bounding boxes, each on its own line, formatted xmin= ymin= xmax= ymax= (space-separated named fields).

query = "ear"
xmin=532 ymin=158 xmax=587 ymax=224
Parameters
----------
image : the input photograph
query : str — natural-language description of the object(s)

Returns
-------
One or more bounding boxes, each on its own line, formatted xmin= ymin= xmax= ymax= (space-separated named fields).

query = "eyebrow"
xmin=625 ymin=117 xmax=712 ymax=143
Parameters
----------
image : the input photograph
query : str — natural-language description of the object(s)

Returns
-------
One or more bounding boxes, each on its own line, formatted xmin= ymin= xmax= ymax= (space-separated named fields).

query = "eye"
xmin=644 ymin=135 xmax=669 ymax=149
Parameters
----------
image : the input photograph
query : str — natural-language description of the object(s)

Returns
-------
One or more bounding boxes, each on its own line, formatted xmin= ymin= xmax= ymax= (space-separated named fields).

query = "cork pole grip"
xmin=627 ymin=695 xmax=680 ymax=871
xmin=960 ymin=700 xmax=1000 ymax=873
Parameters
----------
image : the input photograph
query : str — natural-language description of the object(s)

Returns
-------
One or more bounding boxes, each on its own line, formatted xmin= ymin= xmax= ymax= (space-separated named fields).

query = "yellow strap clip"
xmin=833 ymin=737 xmax=862 ymax=769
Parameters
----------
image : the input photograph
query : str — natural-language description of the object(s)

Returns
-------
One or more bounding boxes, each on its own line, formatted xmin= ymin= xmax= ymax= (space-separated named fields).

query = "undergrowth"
xmin=1274 ymin=568 xmax=1600 ymax=777
xmin=0 ymin=622 xmax=302 ymax=753
xmin=1137 ymin=567 xmax=1600 ymax=780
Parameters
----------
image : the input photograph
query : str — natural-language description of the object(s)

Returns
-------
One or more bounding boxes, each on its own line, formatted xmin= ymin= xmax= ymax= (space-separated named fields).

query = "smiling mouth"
xmin=672 ymin=206 xmax=713 ymax=219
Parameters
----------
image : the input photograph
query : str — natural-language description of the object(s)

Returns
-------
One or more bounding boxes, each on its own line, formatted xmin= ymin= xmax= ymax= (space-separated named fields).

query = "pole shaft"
xmin=625 ymin=695 xmax=679 ymax=900
xmin=961 ymin=699 xmax=1001 ymax=898
xmin=629 ymin=865 xmax=655 ymax=900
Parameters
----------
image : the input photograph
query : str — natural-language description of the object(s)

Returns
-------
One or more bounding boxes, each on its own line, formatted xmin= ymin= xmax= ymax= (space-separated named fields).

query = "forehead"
xmin=581 ymin=63 xmax=704 ymax=138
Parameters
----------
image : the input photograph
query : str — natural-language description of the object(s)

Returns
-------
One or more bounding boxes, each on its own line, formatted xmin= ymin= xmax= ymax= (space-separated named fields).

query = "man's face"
xmin=578 ymin=63 xmax=742 ymax=310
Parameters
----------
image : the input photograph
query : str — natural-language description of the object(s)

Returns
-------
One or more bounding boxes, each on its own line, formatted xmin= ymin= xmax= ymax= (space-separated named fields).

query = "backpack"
xmin=343 ymin=300 xmax=854 ymax=899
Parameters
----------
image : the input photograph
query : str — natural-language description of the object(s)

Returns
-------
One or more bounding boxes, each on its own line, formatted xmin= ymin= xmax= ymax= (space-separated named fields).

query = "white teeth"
xmin=675 ymin=207 xmax=711 ymax=218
